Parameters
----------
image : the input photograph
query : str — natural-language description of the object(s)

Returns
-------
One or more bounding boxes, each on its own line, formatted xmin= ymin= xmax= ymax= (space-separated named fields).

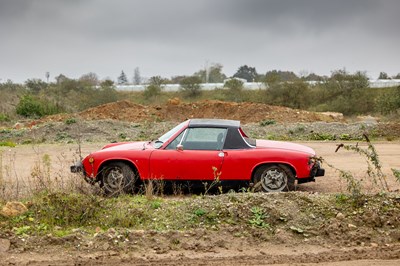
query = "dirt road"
xmin=1 ymin=141 xmax=400 ymax=265
xmin=1 ymin=244 xmax=400 ymax=265
xmin=1 ymin=141 xmax=400 ymax=195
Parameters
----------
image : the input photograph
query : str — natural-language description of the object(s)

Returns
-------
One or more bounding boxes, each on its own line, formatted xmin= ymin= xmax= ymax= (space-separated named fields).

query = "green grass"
xmin=0 ymin=141 xmax=16 ymax=147
xmin=1 ymin=191 xmax=399 ymax=238
xmin=0 ymin=113 xmax=10 ymax=122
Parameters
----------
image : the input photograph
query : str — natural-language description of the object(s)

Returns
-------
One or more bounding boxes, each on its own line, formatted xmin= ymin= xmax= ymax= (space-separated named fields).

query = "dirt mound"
xmin=68 ymin=99 xmax=341 ymax=124
xmin=79 ymin=100 xmax=151 ymax=121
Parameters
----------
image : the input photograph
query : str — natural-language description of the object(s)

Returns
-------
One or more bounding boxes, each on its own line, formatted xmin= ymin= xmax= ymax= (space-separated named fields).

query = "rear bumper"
xmin=315 ymin=167 xmax=325 ymax=177
xmin=310 ymin=160 xmax=324 ymax=177
xmin=70 ymin=161 xmax=83 ymax=173
xmin=298 ymin=161 xmax=325 ymax=184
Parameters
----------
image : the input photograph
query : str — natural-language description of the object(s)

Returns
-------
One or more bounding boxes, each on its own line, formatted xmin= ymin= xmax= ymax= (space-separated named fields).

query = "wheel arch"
xmin=251 ymin=162 xmax=297 ymax=182
xmin=97 ymin=159 xmax=141 ymax=182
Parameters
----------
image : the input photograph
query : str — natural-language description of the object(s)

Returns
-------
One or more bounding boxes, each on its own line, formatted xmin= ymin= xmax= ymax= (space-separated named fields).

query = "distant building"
xmin=115 ymin=80 xmax=400 ymax=91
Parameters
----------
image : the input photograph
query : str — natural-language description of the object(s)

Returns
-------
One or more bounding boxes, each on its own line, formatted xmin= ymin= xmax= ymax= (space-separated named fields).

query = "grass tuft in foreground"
xmin=1 ymin=191 xmax=399 ymax=242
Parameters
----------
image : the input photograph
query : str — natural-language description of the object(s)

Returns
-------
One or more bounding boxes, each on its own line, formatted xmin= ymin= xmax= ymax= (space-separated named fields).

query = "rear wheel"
xmin=253 ymin=164 xmax=295 ymax=192
xmin=101 ymin=162 xmax=137 ymax=196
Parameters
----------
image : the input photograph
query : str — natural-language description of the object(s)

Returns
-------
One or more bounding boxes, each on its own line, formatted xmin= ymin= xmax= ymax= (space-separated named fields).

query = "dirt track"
xmin=1 ymin=141 xmax=400 ymax=195
xmin=1 ymin=141 xmax=400 ymax=265
xmin=1 ymin=244 xmax=400 ymax=265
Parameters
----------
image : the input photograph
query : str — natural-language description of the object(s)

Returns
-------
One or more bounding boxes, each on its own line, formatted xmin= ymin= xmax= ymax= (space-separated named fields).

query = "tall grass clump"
xmin=0 ymin=150 xmax=25 ymax=200
xmin=0 ymin=150 xmax=4 ymax=200
xmin=322 ymin=133 xmax=397 ymax=204
xmin=335 ymin=134 xmax=389 ymax=192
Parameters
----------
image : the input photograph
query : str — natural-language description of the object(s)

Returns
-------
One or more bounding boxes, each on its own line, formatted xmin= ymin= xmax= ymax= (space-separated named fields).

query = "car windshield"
xmin=153 ymin=121 xmax=186 ymax=149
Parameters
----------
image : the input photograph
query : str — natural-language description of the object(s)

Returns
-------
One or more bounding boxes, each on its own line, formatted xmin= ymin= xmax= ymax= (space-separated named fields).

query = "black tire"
xmin=253 ymin=164 xmax=295 ymax=192
xmin=101 ymin=162 xmax=137 ymax=196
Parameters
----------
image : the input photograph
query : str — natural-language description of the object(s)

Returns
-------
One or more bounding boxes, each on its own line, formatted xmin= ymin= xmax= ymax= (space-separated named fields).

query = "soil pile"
xmin=69 ymin=99 xmax=341 ymax=123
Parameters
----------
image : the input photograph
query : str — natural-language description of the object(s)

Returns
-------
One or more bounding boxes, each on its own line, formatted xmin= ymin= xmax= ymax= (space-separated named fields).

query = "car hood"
xmin=256 ymin=140 xmax=315 ymax=155
xmin=101 ymin=141 xmax=154 ymax=151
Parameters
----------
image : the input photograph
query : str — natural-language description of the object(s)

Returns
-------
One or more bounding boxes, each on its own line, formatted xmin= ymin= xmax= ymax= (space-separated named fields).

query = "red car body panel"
xmin=149 ymin=149 xmax=223 ymax=180
xmin=219 ymin=148 xmax=312 ymax=180
xmin=77 ymin=119 xmax=323 ymax=185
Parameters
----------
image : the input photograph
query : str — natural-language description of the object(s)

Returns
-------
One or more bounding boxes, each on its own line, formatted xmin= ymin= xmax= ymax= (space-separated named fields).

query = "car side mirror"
xmin=176 ymin=144 xmax=184 ymax=151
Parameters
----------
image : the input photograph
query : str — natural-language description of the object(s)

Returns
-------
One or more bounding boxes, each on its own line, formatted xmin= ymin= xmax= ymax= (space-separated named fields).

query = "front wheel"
xmin=101 ymin=162 xmax=137 ymax=196
xmin=253 ymin=164 xmax=295 ymax=192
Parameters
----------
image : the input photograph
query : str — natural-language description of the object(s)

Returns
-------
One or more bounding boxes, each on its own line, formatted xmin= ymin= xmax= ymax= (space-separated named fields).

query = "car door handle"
xmin=218 ymin=152 xmax=224 ymax=157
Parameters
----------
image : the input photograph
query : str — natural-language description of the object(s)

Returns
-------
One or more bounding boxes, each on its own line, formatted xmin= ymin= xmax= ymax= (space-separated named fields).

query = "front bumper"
xmin=70 ymin=161 xmax=96 ymax=184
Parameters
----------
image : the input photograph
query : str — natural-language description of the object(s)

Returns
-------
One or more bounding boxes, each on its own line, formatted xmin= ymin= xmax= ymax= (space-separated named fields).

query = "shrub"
xmin=376 ymin=86 xmax=400 ymax=114
xmin=16 ymin=95 xmax=62 ymax=118
xmin=25 ymin=79 xmax=48 ymax=94
xmin=0 ymin=141 xmax=16 ymax=147
xmin=224 ymin=79 xmax=244 ymax=91
xmin=84 ymin=86 xmax=119 ymax=109
xmin=0 ymin=113 xmax=10 ymax=122
xmin=179 ymin=76 xmax=202 ymax=98
xmin=264 ymin=81 xmax=311 ymax=109
xmin=143 ymin=76 xmax=166 ymax=101
xmin=309 ymin=70 xmax=373 ymax=115
xmin=16 ymin=95 xmax=41 ymax=117
xmin=144 ymin=84 xmax=162 ymax=100
xmin=224 ymin=79 xmax=244 ymax=102
xmin=65 ymin=118 xmax=77 ymax=125
xmin=259 ymin=119 xmax=276 ymax=126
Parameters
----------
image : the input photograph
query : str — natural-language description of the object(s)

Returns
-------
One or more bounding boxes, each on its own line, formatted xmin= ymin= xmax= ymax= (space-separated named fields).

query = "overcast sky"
xmin=0 ymin=0 xmax=399 ymax=83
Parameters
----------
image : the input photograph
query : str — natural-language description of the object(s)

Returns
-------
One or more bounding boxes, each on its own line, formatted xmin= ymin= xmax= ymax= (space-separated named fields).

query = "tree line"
xmin=0 ymin=67 xmax=399 ymax=122
xmin=116 ymin=64 xmax=400 ymax=86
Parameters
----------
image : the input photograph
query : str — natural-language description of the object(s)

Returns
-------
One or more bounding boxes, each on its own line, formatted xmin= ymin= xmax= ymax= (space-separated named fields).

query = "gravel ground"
xmin=0 ymin=119 xmax=389 ymax=145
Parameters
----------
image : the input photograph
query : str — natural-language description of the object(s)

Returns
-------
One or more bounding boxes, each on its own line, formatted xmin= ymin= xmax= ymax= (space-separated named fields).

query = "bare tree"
xmin=133 ymin=67 xmax=141 ymax=85
xmin=45 ymin=72 xmax=50 ymax=83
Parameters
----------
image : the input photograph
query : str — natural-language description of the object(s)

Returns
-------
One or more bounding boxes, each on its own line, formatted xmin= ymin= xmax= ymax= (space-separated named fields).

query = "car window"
xmin=158 ymin=121 xmax=186 ymax=143
xmin=165 ymin=130 xmax=186 ymax=150
xmin=154 ymin=121 xmax=186 ymax=149
xmin=239 ymin=127 xmax=256 ymax=147
xmin=181 ymin=127 xmax=227 ymax=150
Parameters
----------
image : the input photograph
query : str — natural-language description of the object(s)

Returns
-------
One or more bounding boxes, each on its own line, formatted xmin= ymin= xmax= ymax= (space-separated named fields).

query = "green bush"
xmin=264 ymin=81 xmax=311 ymax=109
xmin=310 ymin=71 xmax=373 ymax=115
xmin=0 ymin=141 xmax=16 ymax=147
xmin=0 ymin=113 xmax=10 ymax=122
xmin=259 ymin=119 xmax=276 ymax=126
xmin=179 ymin=76 xmax=202 ymax=98
xmin=144 ymin=84 xmax=162 ymax=100
xmin=82 ymin=86 xmax=119 ymax=110
xmin=65 ymin=118 xmax=77 ymax=125
xmin=16 ymin=95 xmax=62 ymax=118
xmin=224 ymin=79 xmax=244 ymax=102
xmin=376 ymin=86 xmax=400 ymax=114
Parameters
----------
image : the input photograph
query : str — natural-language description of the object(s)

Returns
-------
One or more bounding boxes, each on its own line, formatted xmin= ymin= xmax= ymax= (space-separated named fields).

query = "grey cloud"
xmin=0 ymin=0 xmax=399 ymax=82
xmin=210 ymin=0 xmax=379 ymax=33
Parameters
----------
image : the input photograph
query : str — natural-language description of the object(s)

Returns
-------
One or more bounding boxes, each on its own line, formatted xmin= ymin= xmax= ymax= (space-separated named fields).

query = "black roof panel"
xmin=188 ymin=119 xmax=240 ymax=128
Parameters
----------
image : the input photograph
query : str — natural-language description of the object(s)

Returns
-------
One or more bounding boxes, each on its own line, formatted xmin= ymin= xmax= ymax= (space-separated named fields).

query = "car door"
xmin=218 ymin=149 xmax=255 ymax=180
xmin=149 ymin=127 xmax=227 ymax=180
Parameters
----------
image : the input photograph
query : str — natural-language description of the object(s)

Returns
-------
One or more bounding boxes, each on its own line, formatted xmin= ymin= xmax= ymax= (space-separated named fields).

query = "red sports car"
xmin=71 ymin=119 xmax=324 ymax=195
